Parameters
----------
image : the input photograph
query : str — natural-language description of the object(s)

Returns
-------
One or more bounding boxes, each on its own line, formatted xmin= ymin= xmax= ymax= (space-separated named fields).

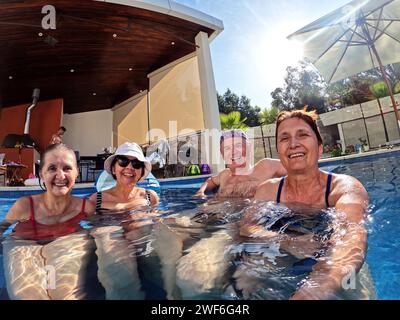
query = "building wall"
xmin=0 ymin=99 xmax=63 ymax=153
xmin=148 ymin=55 xmax=204 ymax=140
xmin=112 ymin=91 xmax=149 ymax=146
xmin=62 ymin=109 xmax=113 ymax=156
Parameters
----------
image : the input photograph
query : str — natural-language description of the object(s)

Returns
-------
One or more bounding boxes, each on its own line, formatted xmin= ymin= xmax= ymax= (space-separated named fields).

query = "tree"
xmin=219 ymin=111 xmax=248 ymax=130
xmin=270 ymin=61 xmax=328 ymax=114
xmin=259 ymin=107 xmax=279 ymax=125
xmin=218 ymin=89 xmax=261 ymax=126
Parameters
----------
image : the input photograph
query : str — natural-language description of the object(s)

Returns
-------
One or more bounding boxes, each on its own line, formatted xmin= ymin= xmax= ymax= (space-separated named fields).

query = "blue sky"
xmin=175 ymin=0 xmax=350 ymax=110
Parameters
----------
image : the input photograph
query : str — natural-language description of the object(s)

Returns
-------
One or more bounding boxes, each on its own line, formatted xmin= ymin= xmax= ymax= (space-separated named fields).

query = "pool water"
xmin=0 ymin=154 xmax=399 ymax=300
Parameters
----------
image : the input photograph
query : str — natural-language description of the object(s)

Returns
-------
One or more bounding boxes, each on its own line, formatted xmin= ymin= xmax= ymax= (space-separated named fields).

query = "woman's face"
xmin=40 ymin=149 xmax=78 ymax=196
xmin=220 ymin=137 xmax=248 ymax=168
xmin=112 ymin=156 xmax=143 ymax=186
xmin=276 ymin=117 xmax=323 ymax=173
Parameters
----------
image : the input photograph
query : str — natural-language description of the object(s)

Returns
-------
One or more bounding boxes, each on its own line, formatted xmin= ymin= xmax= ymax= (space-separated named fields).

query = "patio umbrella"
xmin=287 ymin=0 xmax=400 ymax=134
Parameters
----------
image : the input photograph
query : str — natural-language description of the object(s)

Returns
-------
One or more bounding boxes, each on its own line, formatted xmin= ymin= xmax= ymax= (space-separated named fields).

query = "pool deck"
xmin=0 ymin=146 xmax=399 ymax=193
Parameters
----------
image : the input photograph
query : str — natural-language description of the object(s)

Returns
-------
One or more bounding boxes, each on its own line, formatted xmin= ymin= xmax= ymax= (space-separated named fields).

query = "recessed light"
xmin=128 ymin=68 xmax=133 ymax=71
xmin=171 ymin=41 xmax=175 ymax=45
xmin=70 ymin=69 xmax=75 ymax=73
xmin=93 ymin=93 xmax=97 ymax=96
xmin=113 ymin=33 xmax=117 ymax=38
xmin=8 ymin=76 xmax=13 ymax=80
xmin=140 ymin=90 xmax=143 ymax=93
xmin=38 ymin=32 xmax=43 ymax=37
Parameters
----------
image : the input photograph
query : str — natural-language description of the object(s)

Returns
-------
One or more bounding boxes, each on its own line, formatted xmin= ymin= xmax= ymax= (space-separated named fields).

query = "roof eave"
xmin=94 ymin=0 xmax=224 ymax=41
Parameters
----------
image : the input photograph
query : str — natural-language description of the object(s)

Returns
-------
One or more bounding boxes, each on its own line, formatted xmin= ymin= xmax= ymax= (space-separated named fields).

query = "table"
xmin=0 ymin=163 xmax=27 ymax=186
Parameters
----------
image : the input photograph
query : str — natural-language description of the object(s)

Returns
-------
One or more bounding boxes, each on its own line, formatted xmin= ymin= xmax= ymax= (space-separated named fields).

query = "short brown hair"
xmin=275 ymin=107 xmax=323 ymax=148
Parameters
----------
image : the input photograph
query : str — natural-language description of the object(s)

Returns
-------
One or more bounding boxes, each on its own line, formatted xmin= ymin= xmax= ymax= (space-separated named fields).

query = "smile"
xmin=53 ymin=181 xmax=68 ymax=187
xmin=288 ymin=153 xmax=305 ymax=159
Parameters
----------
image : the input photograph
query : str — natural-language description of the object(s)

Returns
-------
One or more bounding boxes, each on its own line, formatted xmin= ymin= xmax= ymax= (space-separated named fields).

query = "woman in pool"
xmin=88 ymin=142 xmax=164 ymax=299
xmin=89 ymin=142 xmax=158 ymax=211
xmin=4 ymin=143 xmax=94 ymax=240
xmin=1 ymin=143 xmax=99 ymax=299
xmin=240 ymin=108 xmax=373 ymax=299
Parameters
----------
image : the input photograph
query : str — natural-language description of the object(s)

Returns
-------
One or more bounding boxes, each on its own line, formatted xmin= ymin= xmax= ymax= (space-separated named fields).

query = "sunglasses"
xmin=116 ymin=156 xmax=145 ymax=169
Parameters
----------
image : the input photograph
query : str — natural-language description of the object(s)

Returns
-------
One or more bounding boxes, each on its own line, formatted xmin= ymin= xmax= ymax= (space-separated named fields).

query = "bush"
xmin=370 ymin=81 xmax=389 ymax=98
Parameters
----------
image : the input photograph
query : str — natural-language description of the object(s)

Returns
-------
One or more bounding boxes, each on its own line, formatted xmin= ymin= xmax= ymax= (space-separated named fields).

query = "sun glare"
xmin=247 ymin=23 xmax=305 ymax=104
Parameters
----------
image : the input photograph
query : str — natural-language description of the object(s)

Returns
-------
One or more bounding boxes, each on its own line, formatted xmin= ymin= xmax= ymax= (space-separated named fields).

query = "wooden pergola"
xmin=0 ymin=0 xmax=220 ymax=114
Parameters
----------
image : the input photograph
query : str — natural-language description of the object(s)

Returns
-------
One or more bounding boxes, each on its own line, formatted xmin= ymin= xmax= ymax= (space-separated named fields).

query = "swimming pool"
xmin=0 ymin=152 xmax=399 ymax=299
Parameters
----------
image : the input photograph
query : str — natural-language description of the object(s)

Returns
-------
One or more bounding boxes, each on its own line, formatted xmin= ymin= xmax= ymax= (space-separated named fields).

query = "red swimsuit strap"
xmin=81 ymin=198 xmax=86 ymax=215
xmin=28 ymin=196 xmax=35 ymax=222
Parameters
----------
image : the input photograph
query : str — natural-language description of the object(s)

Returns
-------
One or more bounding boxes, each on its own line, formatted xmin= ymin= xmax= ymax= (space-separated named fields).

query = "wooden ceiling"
xmin=0 ymin=0 xmax=214 ymax=114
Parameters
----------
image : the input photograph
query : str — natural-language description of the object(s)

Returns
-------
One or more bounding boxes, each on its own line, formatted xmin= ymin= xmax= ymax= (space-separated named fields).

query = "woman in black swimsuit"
xmin=240 ymin=108 xmax=370 ymax=300
xmin=89 ymin=142 xmax=158 ymax=212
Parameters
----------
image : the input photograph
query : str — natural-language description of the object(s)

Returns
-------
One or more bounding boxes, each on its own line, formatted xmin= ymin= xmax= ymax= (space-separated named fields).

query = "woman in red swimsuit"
xmin=4 ymin=143 xmax=95 ymax=241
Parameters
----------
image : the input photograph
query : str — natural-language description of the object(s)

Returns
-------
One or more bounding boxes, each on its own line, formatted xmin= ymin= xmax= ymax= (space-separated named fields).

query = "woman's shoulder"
xmin=329 ymin=172 xmax=368 ymax=202
xmin=6 ymin=196 xmax=34 ymax=221
xmin=330 ymin=172 xmax=364 ymax=189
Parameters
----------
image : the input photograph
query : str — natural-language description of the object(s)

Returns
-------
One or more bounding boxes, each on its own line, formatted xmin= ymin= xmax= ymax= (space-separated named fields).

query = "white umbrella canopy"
xmin=288 ymin=0 xmax=400 ymax=127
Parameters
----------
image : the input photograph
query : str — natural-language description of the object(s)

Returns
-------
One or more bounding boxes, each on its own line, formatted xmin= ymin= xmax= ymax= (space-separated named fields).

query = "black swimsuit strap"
xmin=325 ymin=173 xmax=333 ymax=208
xmin=145 ymin=189 xmax=151 ymax=206
xmin=96 ymin=192 xmax=102 ymax=211
xmin=276 ymin=177 xmax=285 ymax=204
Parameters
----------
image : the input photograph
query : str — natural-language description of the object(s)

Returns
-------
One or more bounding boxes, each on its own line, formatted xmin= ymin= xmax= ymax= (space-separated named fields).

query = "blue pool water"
xmin=0 ymin=152 xmax=399 ymax=299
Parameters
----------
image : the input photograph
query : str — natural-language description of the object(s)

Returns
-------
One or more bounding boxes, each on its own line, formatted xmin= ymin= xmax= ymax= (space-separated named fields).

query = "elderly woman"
xmin=4 ymin=143 xmax=94 ymax=239
xmin=240 ymin=108 xmax=372 ymax=300
xmin=89 ymin=142 xmax=158 ymax=211
xmin=87 ymin=142 xmax=162 ymax=299
xmin=1 ymin=143 xmax=97 ymax=299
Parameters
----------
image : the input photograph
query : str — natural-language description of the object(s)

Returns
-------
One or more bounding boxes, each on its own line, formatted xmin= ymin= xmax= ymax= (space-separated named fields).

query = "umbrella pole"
xmin=370 ymin=43 xmax=400 ymax=138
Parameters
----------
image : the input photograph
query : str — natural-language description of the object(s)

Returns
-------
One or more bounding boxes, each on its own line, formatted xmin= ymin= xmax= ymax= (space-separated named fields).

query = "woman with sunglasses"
xmin=88 ymin=142 xmax=163 ymax=299
xmin=89 ymin=142 xmax=159 ymax=211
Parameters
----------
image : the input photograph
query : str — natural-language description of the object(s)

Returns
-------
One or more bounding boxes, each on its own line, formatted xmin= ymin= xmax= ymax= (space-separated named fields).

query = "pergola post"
xmin=195 ymin=31 xmax=224 ymax=173
xmin=338 ymin=123 xmax=346 ymax=154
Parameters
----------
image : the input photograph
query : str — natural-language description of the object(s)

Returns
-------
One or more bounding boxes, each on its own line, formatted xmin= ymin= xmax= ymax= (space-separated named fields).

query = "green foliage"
xmin=259 ymin=107 xmax=279 ymax=125
xmin=370 ymin=81 xmax=389 ymax=98
xmin=218 ymin=89 xmax=261 ymax=126
xmin=270 ymin=61 xmax=328 ymax=114
xmin=331 ymin=148 xmax=342 ymax=157
xmin=271 ymin=61 xmax=400 ymax=112
xmin=219 ymin=111 xmax=249 ymax=130
xmin=393 ymin=82 xmax=400 ymax=94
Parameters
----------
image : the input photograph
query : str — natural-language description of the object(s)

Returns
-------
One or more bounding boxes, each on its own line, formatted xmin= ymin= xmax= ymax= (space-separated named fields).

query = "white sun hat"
xmin=104 ymin=142 xmax=152 ymax=180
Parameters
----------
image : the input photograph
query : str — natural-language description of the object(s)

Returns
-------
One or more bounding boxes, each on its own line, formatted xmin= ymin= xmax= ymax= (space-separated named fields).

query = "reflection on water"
xmin=1 ymin=196 xmax=377 ymax=300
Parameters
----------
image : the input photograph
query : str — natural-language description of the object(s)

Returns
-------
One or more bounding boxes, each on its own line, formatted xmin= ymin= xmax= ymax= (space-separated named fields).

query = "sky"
xmin=174 ymin=0 xmax=350 ymax=110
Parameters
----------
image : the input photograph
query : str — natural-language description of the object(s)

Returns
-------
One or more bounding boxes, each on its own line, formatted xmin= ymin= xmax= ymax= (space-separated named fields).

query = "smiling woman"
xmin=240 ymin=108 xmax=370 ymax=299
xmin=88 ymin=142 xmax=159 ymax=212
xmin=1 ymin=143 xmax=95 ymax=241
